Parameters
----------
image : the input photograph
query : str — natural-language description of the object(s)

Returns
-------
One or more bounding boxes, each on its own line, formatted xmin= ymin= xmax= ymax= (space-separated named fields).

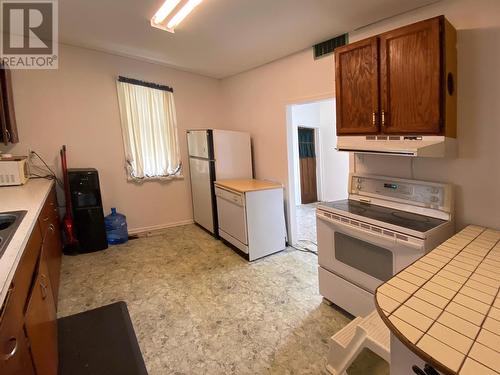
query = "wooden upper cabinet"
xmin=380 ymin=17 xmax=441 ymax=134
xmin=0 ymin=66 xmax=19 ymax=145
xmin=335 ymin=16 xmax=457 ymax=137
xmin=335 ymin=37 xmax=380 ymax=135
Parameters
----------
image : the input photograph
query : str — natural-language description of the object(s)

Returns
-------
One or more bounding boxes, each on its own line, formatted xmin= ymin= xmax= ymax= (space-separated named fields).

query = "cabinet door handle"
xmin=381 ymin=110 xmax=386 ymax=127
xmin=40 ymin=274 xmax=48 ymax=300
xmin=42 ymin=216 xmax=49 ymax=222
xmin=372 ymin=112 xmax=377 ymax=126
xmin=2 ymin=337 xmax=18 ymax=361
xmin=49 ymin=224 xmax=55 ymax=232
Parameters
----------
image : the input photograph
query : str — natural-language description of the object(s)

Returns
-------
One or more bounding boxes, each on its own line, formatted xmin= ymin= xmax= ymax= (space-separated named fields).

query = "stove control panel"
xmin=351 ymin=175 xmax=447 ymax=209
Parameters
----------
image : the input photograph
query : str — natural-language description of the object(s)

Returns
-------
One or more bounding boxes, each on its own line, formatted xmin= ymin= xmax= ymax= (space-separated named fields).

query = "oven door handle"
xmin=327 ymin=218 xmax=397 ymax=249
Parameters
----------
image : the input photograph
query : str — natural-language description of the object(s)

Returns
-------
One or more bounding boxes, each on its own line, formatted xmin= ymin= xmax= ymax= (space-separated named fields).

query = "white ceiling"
xmin=59 ymin=0 xmax=439 ymax=78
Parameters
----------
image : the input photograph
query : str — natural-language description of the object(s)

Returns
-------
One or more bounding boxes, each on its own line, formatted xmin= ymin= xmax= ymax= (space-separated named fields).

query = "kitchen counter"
xmin=375 ymin=225 xmax=500 ymax=375
xmin=214 ymin=179 xmax=282 ymax=193
xmin=0 ymin=178 xmax=54 ymax=305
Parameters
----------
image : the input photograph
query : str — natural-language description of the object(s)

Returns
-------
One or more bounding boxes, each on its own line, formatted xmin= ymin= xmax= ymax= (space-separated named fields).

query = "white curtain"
xmin=116 ymin=80 xmax=181 ymax=180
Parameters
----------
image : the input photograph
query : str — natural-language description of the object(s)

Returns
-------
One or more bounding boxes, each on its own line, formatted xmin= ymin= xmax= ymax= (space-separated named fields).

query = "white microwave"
xmin=0 ymin=157 xmax=28 ymax=186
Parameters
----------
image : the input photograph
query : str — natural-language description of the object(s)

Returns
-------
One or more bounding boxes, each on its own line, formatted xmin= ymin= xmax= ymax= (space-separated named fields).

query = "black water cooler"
xmin=68 ymin=168 xmax=108 ymax=253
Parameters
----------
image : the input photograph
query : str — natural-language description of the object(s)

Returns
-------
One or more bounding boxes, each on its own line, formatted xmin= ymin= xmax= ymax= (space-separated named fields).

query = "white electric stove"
xmin=317 ymin=174 xmax=455 ymax=317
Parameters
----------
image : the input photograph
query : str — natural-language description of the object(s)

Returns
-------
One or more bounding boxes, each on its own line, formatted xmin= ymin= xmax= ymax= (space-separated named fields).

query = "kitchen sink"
xmin=0 ymin=211 xmax=27 ymax=258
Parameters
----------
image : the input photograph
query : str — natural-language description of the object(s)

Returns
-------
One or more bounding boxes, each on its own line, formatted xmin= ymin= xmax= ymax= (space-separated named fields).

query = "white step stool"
xmin=326 ymin=310 xmax=390 ymax=375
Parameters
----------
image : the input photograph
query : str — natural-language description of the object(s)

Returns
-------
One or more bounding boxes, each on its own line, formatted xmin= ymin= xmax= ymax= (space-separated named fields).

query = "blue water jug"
xmin=104 ymin=208 xmax=128 ymax=245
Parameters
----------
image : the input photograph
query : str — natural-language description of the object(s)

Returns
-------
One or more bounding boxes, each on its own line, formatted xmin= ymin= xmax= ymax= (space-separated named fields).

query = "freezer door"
xmin=189 ymin=157 xmax=215 ymax=233
xmin=187 ymin=130 xmax=211 ymax=159
xmin=213 ymin=130 xmax=252 ymax=179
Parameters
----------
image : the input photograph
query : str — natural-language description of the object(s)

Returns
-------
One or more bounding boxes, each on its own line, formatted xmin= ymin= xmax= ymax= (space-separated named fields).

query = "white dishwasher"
xmin=215 ymin=186 xmax=248 ymax=252
xmin=214 ymin=179 xmax=286 ymax=261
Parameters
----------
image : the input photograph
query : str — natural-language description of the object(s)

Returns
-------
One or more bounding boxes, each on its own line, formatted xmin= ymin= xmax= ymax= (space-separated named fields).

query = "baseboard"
xmin=128 ymin=219 xmax=194 ymax=236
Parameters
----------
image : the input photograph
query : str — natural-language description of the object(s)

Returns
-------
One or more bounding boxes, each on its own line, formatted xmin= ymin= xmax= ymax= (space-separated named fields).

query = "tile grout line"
xmin=456 ymin=236 xmax=500 ymax=374
xmin=410 ymin=229 xmax=487 ymax=370
xmin=387 ymin=228 xmax=485 ymax=322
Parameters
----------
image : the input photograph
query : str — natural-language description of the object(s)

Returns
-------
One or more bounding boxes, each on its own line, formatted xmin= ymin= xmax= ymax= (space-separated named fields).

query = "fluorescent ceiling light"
xmin=152 ymin=0 xmax=181 ymax=25
xmin=167 ymin=0 xmax=203 ymax=30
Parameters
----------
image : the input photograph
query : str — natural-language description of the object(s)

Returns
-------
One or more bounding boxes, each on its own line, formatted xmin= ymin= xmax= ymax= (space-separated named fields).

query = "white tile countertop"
xmin=0 ymin=178 xmax=54 ymax=306
xmin=375 ymin=225 xmax=500 ymax=375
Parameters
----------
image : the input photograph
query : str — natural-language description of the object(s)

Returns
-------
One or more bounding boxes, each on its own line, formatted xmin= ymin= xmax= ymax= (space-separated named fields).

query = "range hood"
xmin=336 ymin=136 xmax=456 ymax=157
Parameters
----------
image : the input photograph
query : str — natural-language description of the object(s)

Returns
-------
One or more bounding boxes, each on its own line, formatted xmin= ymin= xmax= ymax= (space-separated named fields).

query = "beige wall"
xmin=221 ymin=0 xmax=500 ymax=231
xmin=221 ymin=49 xmax=335 ymax=184
xmin=1 ymin=44 xmax=223 ymax=232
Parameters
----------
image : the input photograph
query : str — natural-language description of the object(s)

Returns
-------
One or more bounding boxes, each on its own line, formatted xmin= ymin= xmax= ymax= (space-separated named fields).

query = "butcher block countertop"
xmin=0 ymin=179 xmax=54 ymax=306
xmin=375 ymin=225 xmax=500 ymax=375
xmin=214 ymin=179 xmax=283 ymax=193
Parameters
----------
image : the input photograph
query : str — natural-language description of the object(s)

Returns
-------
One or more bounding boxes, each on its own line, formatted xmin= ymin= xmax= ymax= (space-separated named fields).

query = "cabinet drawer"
xmin=38 ymin=188 xmax=58 ymax=233
xmin=1 ymin=225 xmax=42 ymax=321
xmin=215 ymin=186 xmax=244 ymax=206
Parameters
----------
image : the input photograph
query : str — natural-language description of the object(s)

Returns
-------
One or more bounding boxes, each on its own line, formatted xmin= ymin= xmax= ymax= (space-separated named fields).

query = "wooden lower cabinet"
xmin=38 ymin=189 xmax=63 ymax=306
xmin=0 ymin=289 xmax=36 ymax=375
xmin=0 ymin=185 xmax=62 ymax=375
xmin=25 ymin=258 xmax=58 ymax=375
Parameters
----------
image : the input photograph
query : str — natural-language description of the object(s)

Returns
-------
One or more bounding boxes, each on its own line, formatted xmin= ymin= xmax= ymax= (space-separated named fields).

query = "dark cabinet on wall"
xmin=335 ymin=16 xmax=457 ymax=137
xmin=0 ymin=66 xmax=18 ymax=145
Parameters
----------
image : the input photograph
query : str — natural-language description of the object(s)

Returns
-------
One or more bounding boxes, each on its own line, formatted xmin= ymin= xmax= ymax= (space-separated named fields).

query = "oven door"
xmin=317 ymin=213 xmax=424 ymax=293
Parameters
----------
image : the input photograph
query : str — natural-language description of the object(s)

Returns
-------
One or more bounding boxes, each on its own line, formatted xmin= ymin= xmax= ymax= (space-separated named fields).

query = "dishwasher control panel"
xmin=214 ymin=186 xmax=245 ymax=207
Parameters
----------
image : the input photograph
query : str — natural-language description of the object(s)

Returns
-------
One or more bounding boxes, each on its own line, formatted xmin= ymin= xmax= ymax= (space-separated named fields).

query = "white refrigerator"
xmin=187 ymin=129 xmax=253 ymax=236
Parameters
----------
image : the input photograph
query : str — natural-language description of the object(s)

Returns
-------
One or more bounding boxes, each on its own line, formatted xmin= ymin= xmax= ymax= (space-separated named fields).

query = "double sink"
xmin=0 ymin=211 xmax=27 ymax=258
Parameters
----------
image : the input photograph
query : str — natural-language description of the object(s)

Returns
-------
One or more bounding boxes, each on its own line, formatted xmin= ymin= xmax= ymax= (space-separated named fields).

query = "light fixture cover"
xmin=151 ymin=0 xmax=203 ymax=33
xmin=152 ymin=0 xmax=181 ymax=25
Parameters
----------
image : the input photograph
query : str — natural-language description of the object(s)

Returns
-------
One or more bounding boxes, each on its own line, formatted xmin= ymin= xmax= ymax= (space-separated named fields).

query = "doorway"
xmin=285 ymin=98 xmax=349 ymax=247
xmin=298 ymin=127 xmax=318 ymax=204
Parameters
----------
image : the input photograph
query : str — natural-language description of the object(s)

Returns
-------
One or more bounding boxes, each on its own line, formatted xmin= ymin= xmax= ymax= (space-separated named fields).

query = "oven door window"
xmin=334 ymin=232 xmax=393 ymax=282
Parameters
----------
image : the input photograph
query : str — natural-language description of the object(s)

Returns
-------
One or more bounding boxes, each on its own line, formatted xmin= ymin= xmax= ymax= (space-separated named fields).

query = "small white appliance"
xmin=214 ymin=181 xmax=286 ymax=261
xmin=187 ymin=129 xmax=252 ymax=236
xmin=0 ymin=156 xmax=28 ymax=186
xmin=336 ymin=135 xmax=456 ymax=157
xmin=317 ymin=174 xmax=454 ymax=317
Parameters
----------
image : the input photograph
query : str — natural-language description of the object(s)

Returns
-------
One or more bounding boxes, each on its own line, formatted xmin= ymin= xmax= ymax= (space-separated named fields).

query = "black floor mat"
xmin=58 ymin=301 xmax=148 ymax=375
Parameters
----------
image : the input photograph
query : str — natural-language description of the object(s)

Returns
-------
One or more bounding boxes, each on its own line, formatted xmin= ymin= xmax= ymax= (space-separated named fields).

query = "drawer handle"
xmin=2 ymin=337 xmax=18 ymax=361
xmin=49 ymin=224 xmax=55 ymax=232
xmin=42 ymin=216 xmax=50 ymax=222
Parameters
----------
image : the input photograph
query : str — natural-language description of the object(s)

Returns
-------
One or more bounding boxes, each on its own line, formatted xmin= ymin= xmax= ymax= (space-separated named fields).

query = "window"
xmin=116 ymin=76 xmax=181 ymax=180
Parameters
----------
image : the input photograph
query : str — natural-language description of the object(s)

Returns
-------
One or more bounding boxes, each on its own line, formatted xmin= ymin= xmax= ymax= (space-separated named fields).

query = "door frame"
xmin=285 ymin=95 xmax=332 ymax=245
